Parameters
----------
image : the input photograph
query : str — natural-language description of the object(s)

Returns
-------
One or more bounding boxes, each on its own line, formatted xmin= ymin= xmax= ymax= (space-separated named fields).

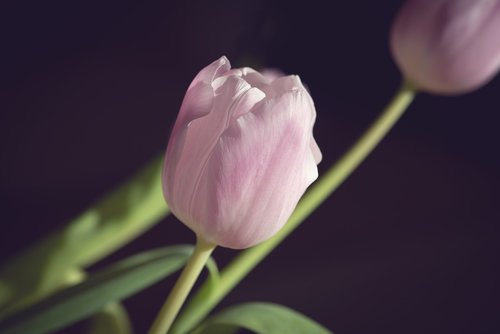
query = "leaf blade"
xmin=0 ymin=245 xmax=192 ymax=334
xmin=0 ymin=156 xmax=169 ymax=311
xmin=194 ymin=302 xmax=333 ymax=334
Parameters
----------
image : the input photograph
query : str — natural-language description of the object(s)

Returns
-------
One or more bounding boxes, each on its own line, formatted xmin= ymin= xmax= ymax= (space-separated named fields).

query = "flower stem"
xmin=148 ymin=237 xmax=216 ymax=334
xmin=170 ymin=81 xmax=417 ymax=334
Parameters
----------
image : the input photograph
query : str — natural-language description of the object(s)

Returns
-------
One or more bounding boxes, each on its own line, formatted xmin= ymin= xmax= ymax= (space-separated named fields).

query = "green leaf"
xmin=88 ymin=302 xmax=132 ymax=334
xmin=194 ymin=324 xmax=238 ymax=334
xmin=0 ymin=155 xmax=169 ymax=312
xmin=192 ymin=302 xmax=333 ymax=334
xmin=0 ymin=245 xmax=192 ymax=334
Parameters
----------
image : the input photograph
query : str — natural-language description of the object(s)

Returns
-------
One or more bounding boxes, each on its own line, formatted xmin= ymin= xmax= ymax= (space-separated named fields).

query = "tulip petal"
xmin=164 ymin=58 xmax=231 ymax=199
xmin=271 ymin=75 xmax=303 ymax=92
xmin=175 ymin=57 xmax=231 ymax=130
xmin=234 ymin=68 xmax=277 ymax=97
xmin=165 ymin=76 xmax=267 ymax=226
xmin=193 ymin=90 xmax=318 ymax=248
xmin=188 ymin=56 xmax=230 ymax=90
xmin=310 ymin=137 xmax=323 ymax=164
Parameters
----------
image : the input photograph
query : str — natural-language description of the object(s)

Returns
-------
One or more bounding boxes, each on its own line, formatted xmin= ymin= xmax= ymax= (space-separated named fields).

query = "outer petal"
xmin=310 ymin=137 xmax=322 ymax=164
xmin=299 ymin=80 xmax=323 ymax=165
xmin=165 ymin=77 xmax=266 ymax=229
xmin=188 ymin=56 xmax=230 ymax=90
xmin=164 ymin=75 xmax=250 ymax=224
xmin=191 ymin=89 xmax=319 ymax=248
xmin=176 ymin=57 xmax=231 ymax=132
xmin=163 ymin=57 xmax=230 ymax=205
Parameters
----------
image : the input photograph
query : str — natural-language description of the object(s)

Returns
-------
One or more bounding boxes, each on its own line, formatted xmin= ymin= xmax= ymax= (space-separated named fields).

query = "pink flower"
xmin=390 ymin=0 xmax=500 ymax=94
xmin=162 ymin=56 xmax=321 ymax=249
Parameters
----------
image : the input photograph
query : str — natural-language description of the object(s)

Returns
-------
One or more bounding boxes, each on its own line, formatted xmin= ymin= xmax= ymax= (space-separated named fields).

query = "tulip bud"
xmin=162 ymin=56 xmax=322 ymax=249
xmin=390 ymin=0 xmax=500 ymax=94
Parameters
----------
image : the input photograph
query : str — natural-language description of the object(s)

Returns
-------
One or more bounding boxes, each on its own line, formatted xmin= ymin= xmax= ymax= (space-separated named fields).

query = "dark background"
xmin=1 ymin=1 xmax=499 ymax=333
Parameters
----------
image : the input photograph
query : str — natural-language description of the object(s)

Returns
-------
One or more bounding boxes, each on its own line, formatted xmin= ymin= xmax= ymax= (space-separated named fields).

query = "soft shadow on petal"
xmin=238 ymin=69 xmax=276 ymax=97
xmin=240 ymin=67 xmax=270 ymax=84
xmin=229 ymin=87 xmax=266 ymax=120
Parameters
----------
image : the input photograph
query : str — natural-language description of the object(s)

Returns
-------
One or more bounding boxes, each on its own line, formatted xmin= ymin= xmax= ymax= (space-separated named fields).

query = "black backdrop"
xmin=1 ymin=1 xmax=500 ymax=333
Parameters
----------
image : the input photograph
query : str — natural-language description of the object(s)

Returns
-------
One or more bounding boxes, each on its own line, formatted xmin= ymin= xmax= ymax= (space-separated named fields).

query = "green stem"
xmin=171 ymin=81 xmax=417 ymax=334
xmin=148 ymin=237 xmax=216 ymax=334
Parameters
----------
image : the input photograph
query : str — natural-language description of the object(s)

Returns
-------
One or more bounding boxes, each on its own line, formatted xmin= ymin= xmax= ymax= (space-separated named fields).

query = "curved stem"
xmin=148 ymin=237 xmax=216 ymax=334
xmin=171 ymin=81 xmax=417 ymax=334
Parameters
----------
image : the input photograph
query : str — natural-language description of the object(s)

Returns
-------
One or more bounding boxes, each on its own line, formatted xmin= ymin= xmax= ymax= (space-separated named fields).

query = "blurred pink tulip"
xmin=390 ymin=0 xmax=500 ymax=94
xmin=162 ymin=56 xmax=321 ymax=249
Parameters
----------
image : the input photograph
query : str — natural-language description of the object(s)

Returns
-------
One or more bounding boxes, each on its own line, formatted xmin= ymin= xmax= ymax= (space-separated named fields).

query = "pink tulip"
xmin=162 ymin=56 xmax=322 ymax=249
xmin=390 ymin=0 xmax=500 ymax=94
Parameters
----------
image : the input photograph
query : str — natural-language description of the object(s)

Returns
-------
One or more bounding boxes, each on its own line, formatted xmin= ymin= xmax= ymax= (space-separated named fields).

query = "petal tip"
xmin=219 ymin=55 xmax=230 ymax=66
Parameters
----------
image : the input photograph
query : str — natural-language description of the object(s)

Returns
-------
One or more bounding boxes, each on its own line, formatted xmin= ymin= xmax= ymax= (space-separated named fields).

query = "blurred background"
xmin=1 ymin=1 xmax=499 ymax=333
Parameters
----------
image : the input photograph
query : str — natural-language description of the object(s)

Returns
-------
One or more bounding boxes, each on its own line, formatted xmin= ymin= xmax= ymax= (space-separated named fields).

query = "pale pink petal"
xmin=238 ymin=68 xmax=276 ymax=97
xmin=261 ymin=69 xmax=285 ymax=82
xmin=391 ymin=0 xmax=500 ymax=94
xmin=164 ymin=57 xmax=231 ymax=191
xmin=310 ymin=136 xmax=322 ymax=164
xmin=174 ymin=57 xmax=230 ymax=131
xmin=191 ymin=90 xmax=318 ymax=248
xmin=271 ymin=75 xmax=304 ymax=92
xmin=188 ymin=56 xmax=230 ymax=90
xmin=230 ymin=87 xmax=266 ymax=120
xmin=300 ymin=85 xmax=322 ymax=164
xmin=164 ymin=75 xmax=251 ymax=224
xmin=166 ymin=76 xmax=265 ymax=227
xmin=240 ymin=67 xmax=270 ymax=84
